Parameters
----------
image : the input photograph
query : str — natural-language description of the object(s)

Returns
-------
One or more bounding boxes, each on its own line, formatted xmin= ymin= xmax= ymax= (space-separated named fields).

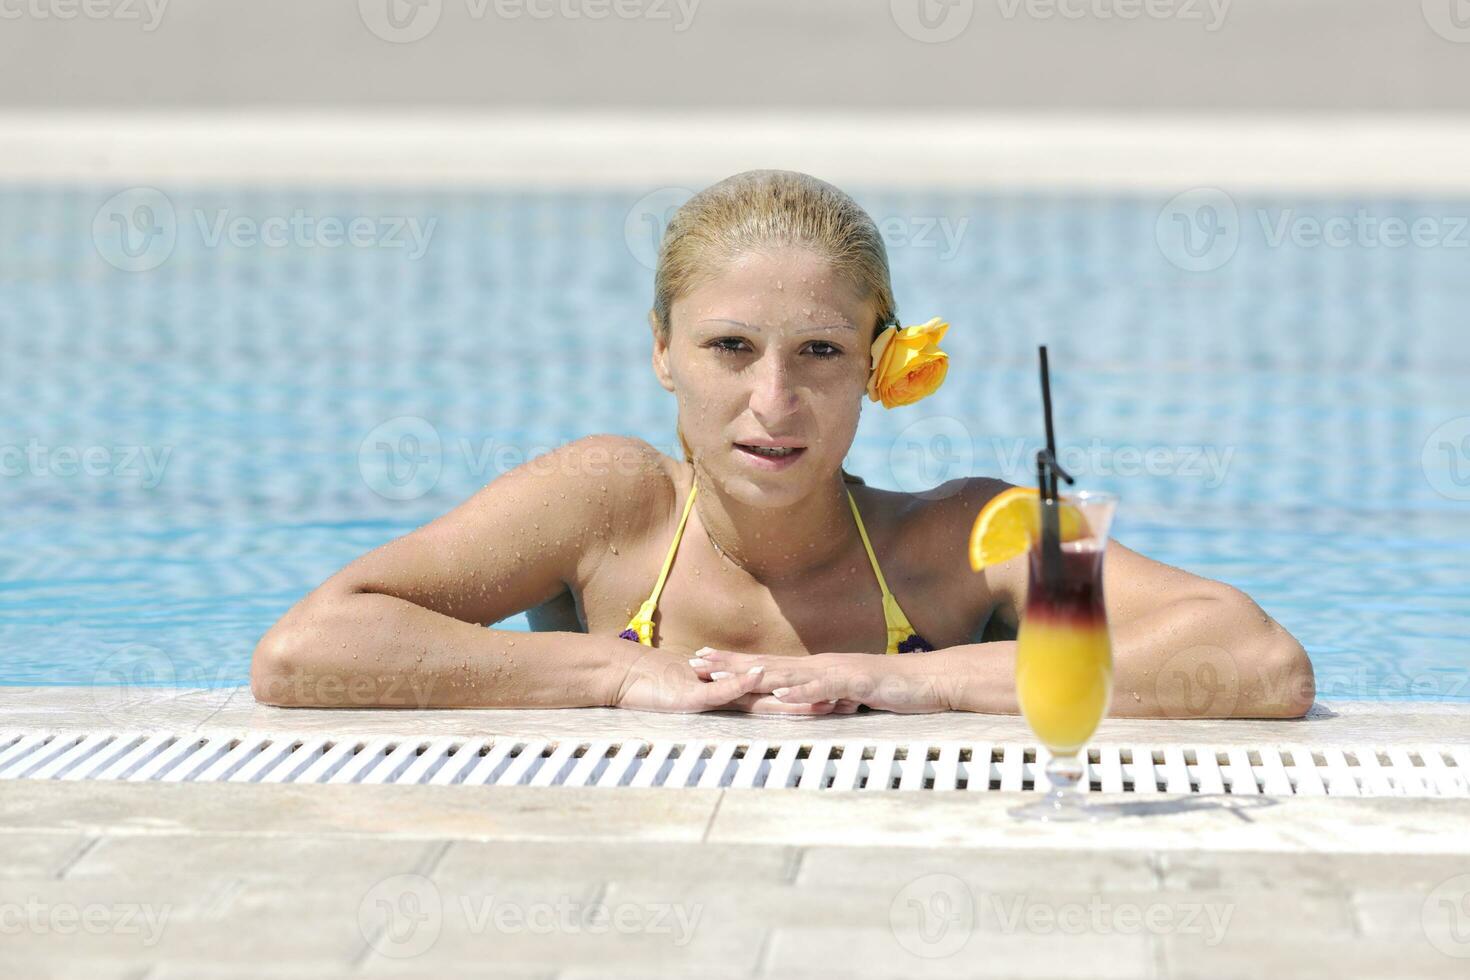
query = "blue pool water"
xmin=1 ymin=186 xmax=1466 ymax=700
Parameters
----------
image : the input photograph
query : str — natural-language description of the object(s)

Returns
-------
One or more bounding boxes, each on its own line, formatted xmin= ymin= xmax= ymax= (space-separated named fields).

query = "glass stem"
xmin=1044 ymin=751 xmax=1084 ymax=798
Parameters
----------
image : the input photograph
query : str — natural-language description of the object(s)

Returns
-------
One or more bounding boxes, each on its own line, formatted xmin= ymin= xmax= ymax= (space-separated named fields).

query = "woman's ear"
xmin=650 ymin=315 xmax=676 ymax=393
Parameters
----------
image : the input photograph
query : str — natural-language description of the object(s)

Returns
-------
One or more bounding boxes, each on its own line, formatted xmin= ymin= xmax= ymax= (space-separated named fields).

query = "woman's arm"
xmin=988 ymin=537 xmax=1314 ymax=718
xmin=250 ymin=435 xmax=766 ymax=711
xmin=948 ymin=480 xmax=1314 ymax=718
xmin=694 ymin=485 xmax=1316 ymax=718
xmin=920 ymin=593 xmax=1313 ymax=719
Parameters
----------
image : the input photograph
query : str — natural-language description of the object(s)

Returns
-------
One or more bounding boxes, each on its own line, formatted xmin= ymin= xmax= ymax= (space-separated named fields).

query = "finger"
xmin=831 ymin=698 xmax=862 ymax=714
xmin=694 ymin=647 xmax=757 ymax=670
xmin=686 ymin=659 xmax=717 ymax=681
xmin=696 ymin=665 xmax=766 ymax=708
xmin=770 ymin=678 xmax=839 ymax=704
xmin=726 ymin=692 xmax=838 ymax=715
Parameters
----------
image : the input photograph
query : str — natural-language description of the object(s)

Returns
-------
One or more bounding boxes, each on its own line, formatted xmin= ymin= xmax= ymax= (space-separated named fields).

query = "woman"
xmin=251 ymin=170 xmax=1315 ymax=717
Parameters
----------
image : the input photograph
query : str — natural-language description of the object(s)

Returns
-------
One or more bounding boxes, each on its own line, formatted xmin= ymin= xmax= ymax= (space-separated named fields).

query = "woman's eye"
xmin=707 ymin=338 xmax=843 ymax=358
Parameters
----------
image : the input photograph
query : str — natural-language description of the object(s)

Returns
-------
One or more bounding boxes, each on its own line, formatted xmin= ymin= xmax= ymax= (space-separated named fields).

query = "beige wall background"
xmin=0 ymin=0 xmax=1467 ymax=112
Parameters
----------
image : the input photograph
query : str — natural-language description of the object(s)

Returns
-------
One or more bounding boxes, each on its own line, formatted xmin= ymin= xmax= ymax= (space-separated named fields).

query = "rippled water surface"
xmin=2 ymin=187 xmax=1466 ymax=699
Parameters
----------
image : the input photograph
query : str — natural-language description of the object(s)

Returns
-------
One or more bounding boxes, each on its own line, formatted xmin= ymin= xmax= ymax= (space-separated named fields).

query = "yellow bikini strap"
xmin=845 ymin=488 xmax=894 ymax=598
xmin=648 ymin=479 xmax=699 ymax=607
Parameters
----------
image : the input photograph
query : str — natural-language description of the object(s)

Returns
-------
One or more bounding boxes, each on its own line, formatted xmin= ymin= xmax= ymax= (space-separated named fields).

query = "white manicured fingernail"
xmin=710 ymin=671 xmax=733 ymax=680
xmin=773 ymin=687 xmax=789 ymax=698
xmin=747 ymin=666 xmax=764 ymax=675
xmin=688 ymin=658 xmax=710 ymax=667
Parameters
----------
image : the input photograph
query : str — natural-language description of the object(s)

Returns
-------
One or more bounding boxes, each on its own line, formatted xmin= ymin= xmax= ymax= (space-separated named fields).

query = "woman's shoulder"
xmin=852 ymin=475 xmax=1016 ymax=531
xmin=861 ymin=475 xmax=1018 ymax=570
xmin=545 ymin=433 xmax=682 ymax=542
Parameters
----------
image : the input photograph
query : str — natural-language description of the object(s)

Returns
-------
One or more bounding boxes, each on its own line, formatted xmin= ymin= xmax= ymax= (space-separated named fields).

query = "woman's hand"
xmin=613 ymin=649 xmax=771 ymax=713
xmin=689 ymin=648 xmax=954 ymax=714
xmin=612 ymin=649 xmax=850 ymax=715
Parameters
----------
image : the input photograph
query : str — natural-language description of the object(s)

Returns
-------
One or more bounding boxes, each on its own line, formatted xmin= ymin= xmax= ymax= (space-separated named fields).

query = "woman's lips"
xmin=734 ymin=444 xmax=807 ymax=470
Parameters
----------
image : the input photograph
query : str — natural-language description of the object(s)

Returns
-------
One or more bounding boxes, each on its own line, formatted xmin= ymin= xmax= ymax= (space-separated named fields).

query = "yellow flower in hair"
xmin=866 ymin=316 xmax=950 ymax=408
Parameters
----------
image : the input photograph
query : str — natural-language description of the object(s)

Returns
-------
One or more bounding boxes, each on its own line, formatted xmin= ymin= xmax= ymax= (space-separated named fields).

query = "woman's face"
xmin=654 ymin=246 xmax=878 ymax=506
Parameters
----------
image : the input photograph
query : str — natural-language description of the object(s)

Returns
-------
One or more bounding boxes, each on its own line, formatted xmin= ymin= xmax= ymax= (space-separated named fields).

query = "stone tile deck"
xmin=2 ymin=687 xmax=1468 ymax=977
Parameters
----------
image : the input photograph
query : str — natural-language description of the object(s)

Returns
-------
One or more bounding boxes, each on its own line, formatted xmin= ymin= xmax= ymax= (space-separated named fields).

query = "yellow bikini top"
xmin=617 ymin=481 xmax=933 ymax=655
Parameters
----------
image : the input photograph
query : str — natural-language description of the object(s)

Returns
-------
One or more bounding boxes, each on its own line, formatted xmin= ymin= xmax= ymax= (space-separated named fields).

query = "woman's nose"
xmin=747 ymin=353 xmax=801 ymax=420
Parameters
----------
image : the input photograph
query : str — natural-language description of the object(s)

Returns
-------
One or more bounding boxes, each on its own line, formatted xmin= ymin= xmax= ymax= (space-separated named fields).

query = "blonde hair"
xmin=650 ymin=170 xmax=897 ymax=486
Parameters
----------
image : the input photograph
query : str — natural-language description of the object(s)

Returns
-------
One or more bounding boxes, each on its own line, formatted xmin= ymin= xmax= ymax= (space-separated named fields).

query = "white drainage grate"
xmin=2 ymin=731 xmax=1468 ymax=796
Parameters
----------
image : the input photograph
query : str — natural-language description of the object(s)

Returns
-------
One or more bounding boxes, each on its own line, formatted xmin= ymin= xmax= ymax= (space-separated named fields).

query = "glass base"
xmin=1007 ymin=787 xmax=1102 ymax=823
xmin=1008 ymin=750 xmax=1109 ymax=822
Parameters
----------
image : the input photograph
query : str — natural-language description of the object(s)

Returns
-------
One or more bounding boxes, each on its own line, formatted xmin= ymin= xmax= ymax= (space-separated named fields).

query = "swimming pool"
xmin=2 ymin=185 xmax=1466 ymax=700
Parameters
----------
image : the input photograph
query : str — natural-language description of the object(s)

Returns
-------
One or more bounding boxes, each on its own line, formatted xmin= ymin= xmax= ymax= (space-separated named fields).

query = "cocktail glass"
xmin=1008 ymin=490 xmax=1118 ymax=823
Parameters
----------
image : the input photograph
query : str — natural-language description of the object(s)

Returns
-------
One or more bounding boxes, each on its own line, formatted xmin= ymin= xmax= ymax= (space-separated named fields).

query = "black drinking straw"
xmin=1036 ymin=346 xmax=1074 ymax=588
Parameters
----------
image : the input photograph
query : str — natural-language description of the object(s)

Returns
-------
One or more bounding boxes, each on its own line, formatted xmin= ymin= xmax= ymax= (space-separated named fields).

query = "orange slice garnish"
xmin=967 ymin=486 xmax=1088 ymax=571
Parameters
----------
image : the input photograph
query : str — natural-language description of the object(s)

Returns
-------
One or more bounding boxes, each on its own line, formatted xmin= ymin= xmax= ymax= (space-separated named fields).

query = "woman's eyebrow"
xmin=699 ymin=318 xmax=857 ymax=332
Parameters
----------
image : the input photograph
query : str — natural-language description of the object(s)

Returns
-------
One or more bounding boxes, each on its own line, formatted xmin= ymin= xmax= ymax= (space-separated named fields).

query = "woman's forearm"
xmin=250 ymin=589 xmax=639 ymax=708
xmin=931 ymin=592 xmax=1314 ymax=718
xmin=907 ymin=643 xmax=1021 ymax=715
xmin=1107 ymin=592 xmax=1314 ymax=718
